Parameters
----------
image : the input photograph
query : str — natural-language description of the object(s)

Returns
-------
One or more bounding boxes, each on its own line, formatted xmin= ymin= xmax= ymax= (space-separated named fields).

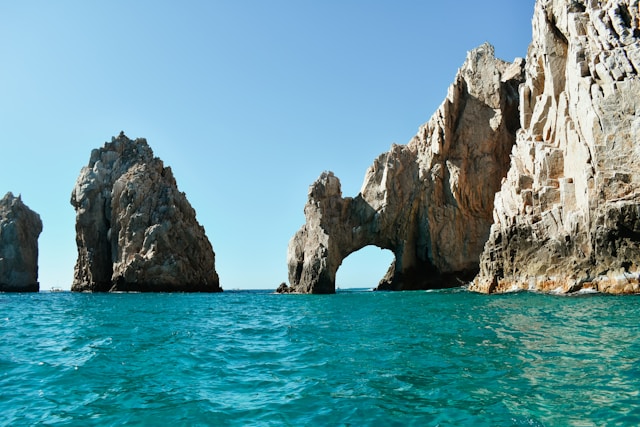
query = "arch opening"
xmin=335 ymin=245 xmax=395 ymax=290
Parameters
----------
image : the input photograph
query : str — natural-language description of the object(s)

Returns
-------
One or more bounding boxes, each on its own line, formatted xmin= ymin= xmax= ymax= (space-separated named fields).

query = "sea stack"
xmin=70 ymin=132 xmax=221 ymax=292
xmin=282 ymin=43 xmax=525 ymax=293
xmin=471 ymin=0 xmax=640 ymax=294
xmin=0 ymin=192 xmax=43 ymax=292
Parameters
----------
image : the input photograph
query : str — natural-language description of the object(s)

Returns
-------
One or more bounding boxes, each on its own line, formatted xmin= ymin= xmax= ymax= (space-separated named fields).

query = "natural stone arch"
xmin=285 ymin=169 xmax=470 ymax=294
xmin=286 ymin=172 xmax=394 ymax=294
xmin=282 ymin=44 xmax=525 ymax=294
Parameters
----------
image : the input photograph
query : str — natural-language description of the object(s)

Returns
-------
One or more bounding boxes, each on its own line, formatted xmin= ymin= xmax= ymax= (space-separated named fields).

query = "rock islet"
xmin=71 ymin=132 xmax=221 ymax=292
xmin=0 ymin=192 xmax=42 ymax=292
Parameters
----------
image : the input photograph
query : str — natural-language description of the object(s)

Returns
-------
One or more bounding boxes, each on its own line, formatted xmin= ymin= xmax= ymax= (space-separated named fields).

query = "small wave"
xmin=574 ymin=287 xmax=600 ymax=295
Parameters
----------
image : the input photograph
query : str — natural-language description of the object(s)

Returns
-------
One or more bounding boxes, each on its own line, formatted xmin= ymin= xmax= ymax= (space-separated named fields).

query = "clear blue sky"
xmin=0 ymin=1 xmax=535 ymax=290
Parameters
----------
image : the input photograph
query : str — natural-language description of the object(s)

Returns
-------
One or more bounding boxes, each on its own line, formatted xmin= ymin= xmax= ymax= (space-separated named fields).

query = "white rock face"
xmin=71 ymin=133 xmax=221 ymax=292
xmin=471 ymin=0 xmax=640 ymax=294
xmin=0 ymin=192 xmax=42 ymax=292
xmin=284 ymin=44 xmax=524 ymax=293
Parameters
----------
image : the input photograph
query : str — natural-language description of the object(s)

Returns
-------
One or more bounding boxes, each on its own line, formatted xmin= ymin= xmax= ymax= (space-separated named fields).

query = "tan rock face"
xmin=283 ymin=44 xmax=525 ymax=293
xmin=471 ymin=0 xmax=640 ymax=294
xmin=0 ymin=192 xmax=42 ymax=292
xmin=71 ymin=133 xmax=221 ymax=292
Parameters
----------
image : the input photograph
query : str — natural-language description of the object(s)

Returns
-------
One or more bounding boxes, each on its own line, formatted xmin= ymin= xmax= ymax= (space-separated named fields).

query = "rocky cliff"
xmin=471 ymin=0 xmax=640 ymax=294
xmin=71 ymin=133 xmax=221 ymax=292
xmin=0 ymin=192 xmax=42 ymax=292
xmin=282 ymin=44 xmax=525 ymax=293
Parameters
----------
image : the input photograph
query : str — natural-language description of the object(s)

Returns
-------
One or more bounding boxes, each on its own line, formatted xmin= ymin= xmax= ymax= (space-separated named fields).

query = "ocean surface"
xmin=1 ymin=289 xmax=639 ymax=426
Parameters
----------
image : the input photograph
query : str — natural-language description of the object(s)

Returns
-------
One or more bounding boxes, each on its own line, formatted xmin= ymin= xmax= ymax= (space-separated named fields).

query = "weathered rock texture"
xmin=0 ymin=192 xmax=42 ymax=292
xmin=283 ymin=44 xmax=525 ymax=293
xmin=471 ymin=0 xmax=640 ymax=294
xmin=71 ymin=133 xmax=221 ymax=292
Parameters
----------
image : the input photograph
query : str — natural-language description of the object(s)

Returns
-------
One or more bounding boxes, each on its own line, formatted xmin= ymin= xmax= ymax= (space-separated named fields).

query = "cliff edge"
xmin=471 ymin=0 xmax=640 ymax=294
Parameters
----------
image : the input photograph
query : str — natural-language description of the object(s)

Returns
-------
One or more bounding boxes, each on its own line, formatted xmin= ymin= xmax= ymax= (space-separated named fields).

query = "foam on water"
xmin=1 ymin=290 xmax=639 ymax=426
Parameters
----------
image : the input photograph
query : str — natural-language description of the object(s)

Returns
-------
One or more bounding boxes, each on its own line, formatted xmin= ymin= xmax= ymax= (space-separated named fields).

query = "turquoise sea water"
xmin=1 ymin=289 xmax=639 ymax=426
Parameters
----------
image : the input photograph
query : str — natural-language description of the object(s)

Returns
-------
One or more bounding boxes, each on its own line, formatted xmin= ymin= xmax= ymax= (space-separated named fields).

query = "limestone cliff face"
xmin=472 ymin=0 xmax=640 ymax=294
xmin=71 ymin=133 xmax=221 ymax=292
xmin=0 ymin=192 xmax=42 ymax=292
xmin=284 ymin=44 xmax=525 ymax=293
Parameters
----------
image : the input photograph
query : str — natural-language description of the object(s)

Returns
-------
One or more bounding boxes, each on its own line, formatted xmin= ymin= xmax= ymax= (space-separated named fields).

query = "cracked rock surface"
xmin=71 ymin=133 xmax=221 ymax=292
xmin=283 ymin=44 xmax=524 ymax=293
xmin=471 ymin=0 xmax=640 ymax=294
xmin=0 ymin=192 xmax=42 ymax=292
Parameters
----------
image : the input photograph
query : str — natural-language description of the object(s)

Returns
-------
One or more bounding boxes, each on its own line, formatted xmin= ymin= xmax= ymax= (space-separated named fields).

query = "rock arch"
xmin=282 ymin=44 xmax=525 ymax=293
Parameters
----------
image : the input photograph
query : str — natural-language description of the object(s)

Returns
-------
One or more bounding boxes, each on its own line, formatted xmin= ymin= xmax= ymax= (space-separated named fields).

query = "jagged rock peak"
xmin=282 ymin=44 xmax=525 ymax=294
xmin=471 ymin=0 xmax=640 ymax=294
xmin=71 ymin=133 xmax=221 ymax=292
xmin=0 ymin=192 xmax=43 ymax=292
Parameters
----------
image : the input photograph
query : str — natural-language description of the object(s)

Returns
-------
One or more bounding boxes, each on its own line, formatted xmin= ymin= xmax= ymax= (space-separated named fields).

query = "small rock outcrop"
xmin=471 ymin=0 xmax=640 ymax=294
xmin=0 ymin=192 xmax=43 ymax=292
xmin=71 ymin=133 xmax=221 ymax=292
xmin=283 ymin=44 xmax=525 ymax=293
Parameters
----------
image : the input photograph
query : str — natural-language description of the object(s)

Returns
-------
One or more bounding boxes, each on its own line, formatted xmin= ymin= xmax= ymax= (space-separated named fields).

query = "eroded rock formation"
xmin=0 ymin=192 xmax=42 ymax=292
xmin=283 ymin=44 xmax=525 ymax=293
xmin=71 ymin=133 xmax=221 ymax=292
xmin=471 ymin=0 xmax=640 ymax=294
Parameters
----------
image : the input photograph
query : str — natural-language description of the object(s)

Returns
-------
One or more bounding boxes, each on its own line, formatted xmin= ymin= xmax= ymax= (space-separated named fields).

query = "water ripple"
xmin=1 ymin=291 xmax=639 ymax=425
